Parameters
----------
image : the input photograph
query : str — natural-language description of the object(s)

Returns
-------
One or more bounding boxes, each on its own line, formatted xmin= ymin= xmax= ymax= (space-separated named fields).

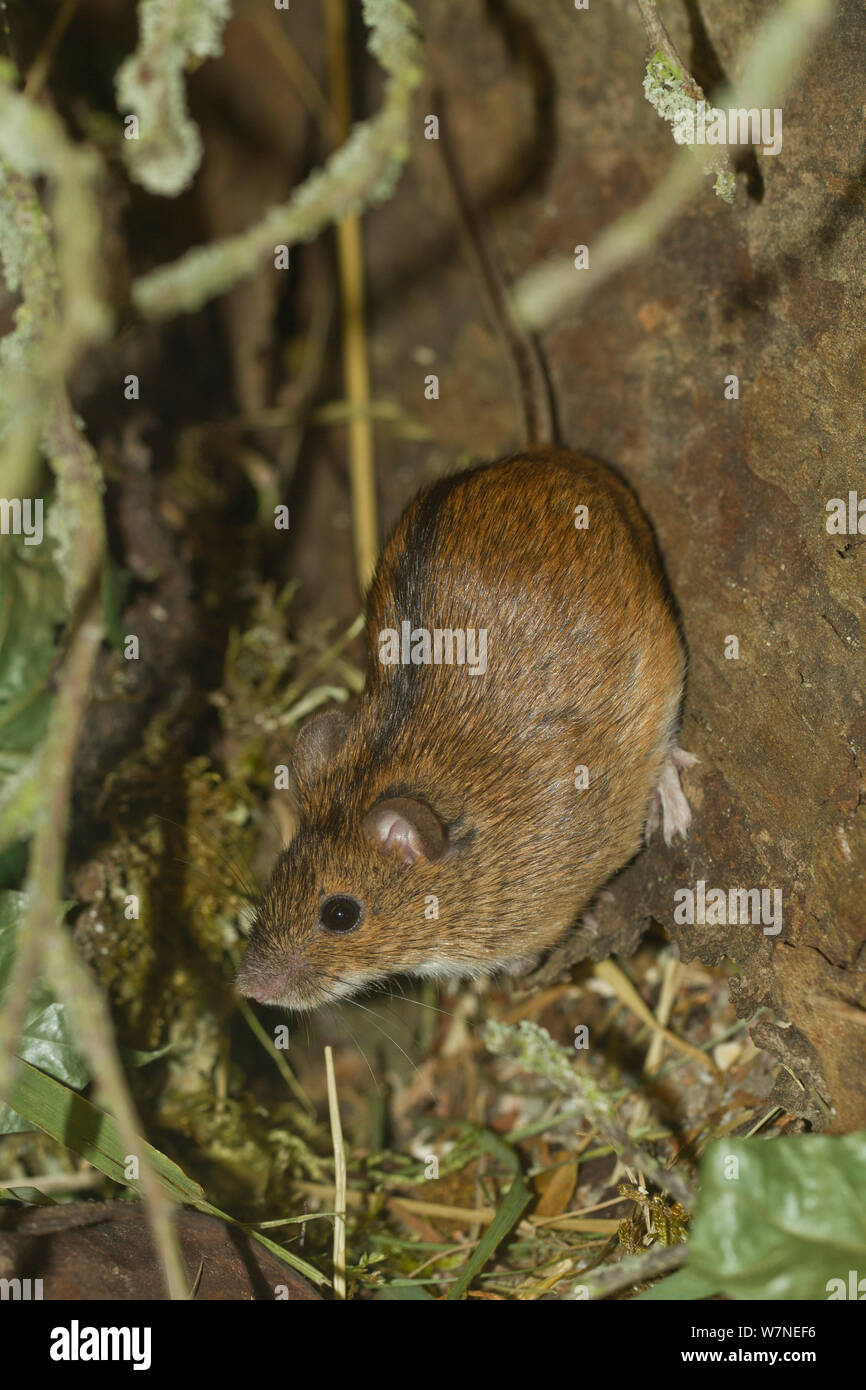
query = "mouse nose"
xmin=240 ymin=974 xmax=280 ymax=1004
xmin=235 ymin=952 xmax=309 ymax=1004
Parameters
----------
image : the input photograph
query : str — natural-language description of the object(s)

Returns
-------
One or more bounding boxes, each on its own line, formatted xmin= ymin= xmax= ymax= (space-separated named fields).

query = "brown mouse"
xmin=236 ymin=448 xmax=695 ymax=1010
xmin=235 ymin=101 xmax=696 ymax=1012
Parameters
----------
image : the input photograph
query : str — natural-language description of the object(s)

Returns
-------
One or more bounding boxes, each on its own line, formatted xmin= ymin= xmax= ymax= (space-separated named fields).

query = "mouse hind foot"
xmin=646 ymin=746 xmax=698 ymax=845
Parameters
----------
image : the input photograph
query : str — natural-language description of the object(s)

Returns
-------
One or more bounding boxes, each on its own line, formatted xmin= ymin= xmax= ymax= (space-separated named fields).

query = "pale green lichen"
xmin=642 ymin=52 xmax=690 ymax=126
xmin=482 ymin=1018 xmax=616 ymax=1118
xmin=642 ymin=51 xmax=735 ymax=203
xmin=482 ymin=1018 xmax=693 ymax=1207
xmin=0 ymin=76 xmax=108 ymax=542
xmin=133 ymin=0 xmax=424 ymax=319
xmin=0 ymin=164 xmax=58 ymax=421
xmin=115 ymin=0 xmax=233 ymax=197
xmin=713 ymin=169 xmax=737 ymax=204
xmin=0 ymin=77 xmax=109 ymax=366
xmin=44 ymin=404 xmax=106 ymax=609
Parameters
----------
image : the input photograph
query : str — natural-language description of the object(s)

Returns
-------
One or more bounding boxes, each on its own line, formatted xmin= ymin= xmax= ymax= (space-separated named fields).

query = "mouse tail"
xmin=434 ymin=87 xmax=556 ymax=450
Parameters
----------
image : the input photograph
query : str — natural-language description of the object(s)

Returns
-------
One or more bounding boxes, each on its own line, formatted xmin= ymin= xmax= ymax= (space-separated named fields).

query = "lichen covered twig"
xmin=642 ymin=50 xmax=735 ymax=204
xmin=115 ymin=0 xmax=233 ymax=197
xmin=512 ymin=0 xmax=838 ymax=333
xmin=132 ymin=0 xmax=423 ymax=320
xmin=0 ymin=74 xmax=187 ymax=1296
xmin=482 ymin=1018 xmax=694 ymax=1208
xmin=0 ymin=73 xmax=109 ymax=496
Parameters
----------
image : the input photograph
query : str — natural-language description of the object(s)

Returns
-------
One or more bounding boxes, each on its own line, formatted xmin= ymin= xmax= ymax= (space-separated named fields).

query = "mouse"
xmin=235 ymin=99 xmax=697 ymax=1013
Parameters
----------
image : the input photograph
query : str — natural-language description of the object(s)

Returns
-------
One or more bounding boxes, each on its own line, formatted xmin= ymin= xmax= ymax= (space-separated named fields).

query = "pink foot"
xmin=646 ymin=747 xmax=698 ymax=845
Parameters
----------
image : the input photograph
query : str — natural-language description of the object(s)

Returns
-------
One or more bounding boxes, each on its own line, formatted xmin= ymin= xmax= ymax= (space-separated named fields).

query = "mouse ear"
xmin=293 ymin=709 xmax=351 ymax=784
xmin=363 ymin=797 xmax=448 ymax=865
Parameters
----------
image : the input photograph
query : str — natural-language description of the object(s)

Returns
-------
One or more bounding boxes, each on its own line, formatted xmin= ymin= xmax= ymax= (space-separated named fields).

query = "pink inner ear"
xmin=363 ymin=795 xmax=448 ymax=863
xmin=370 ymin=808 xmax=425 ymax=863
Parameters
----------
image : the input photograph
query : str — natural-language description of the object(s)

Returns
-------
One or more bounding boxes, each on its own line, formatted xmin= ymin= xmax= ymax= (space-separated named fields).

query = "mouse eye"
xmin=319 ymin=894 xmax=364 ymax=934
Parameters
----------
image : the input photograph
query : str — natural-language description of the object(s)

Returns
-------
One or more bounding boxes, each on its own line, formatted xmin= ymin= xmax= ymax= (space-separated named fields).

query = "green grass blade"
xmin=6 ymin=1058 xmax=328 ymax=1288
xmin=446 ymin=1170 xmax=531 ymax=1301
xmin=7 ymin=1057 xmax=204 ymax=1200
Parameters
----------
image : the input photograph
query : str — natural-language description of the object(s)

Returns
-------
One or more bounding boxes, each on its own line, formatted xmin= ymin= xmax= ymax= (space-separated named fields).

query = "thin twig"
xmin=0 ymin=393 xmax=189 ymax=1300
xmin=42 ymin=925 xmax=188 ymax=1299
xmin=325 ymin=0 xmax=379 ymax=597
xmin=0 ymin=580 xmax=102 ymax=1103
xmin=633 ymin=0 xmax=702 ymax=101
xmin=241 ymin=0 xmax=338 ymax=145
xmin=576 ymin=1240 xmax=686 ymax=1299
xmin=23 ymin=0 xmax=80 ymax=98
xmin=324 ymin=1046 xmax=347 ymax=1300
xmin=432 ymin=83 xmax=554 ymax=446
xmin=594 ymin=959 xmax=718 ymax=1078
xmin=644 ymin=953 xmax=682 ymax=1075
xmin=0 ymin=1167 xmax=103 ymax=1195
xmin=236 ymin=996 xmax=316 ymax=1114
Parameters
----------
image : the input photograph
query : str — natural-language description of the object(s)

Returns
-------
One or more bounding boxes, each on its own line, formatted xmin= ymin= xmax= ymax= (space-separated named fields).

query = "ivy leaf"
xmin=687 ymin=1133 xmax=866 ymax=1300
xmin=0 ymin=538 xmax=66 ymax=755
xmin=0 ymin=890 xmax=89 ymax=1133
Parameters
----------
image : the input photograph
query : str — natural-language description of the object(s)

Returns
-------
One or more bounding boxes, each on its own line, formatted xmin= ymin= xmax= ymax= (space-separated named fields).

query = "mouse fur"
xmin=236 ymin=446 xmax=694 ymax=1011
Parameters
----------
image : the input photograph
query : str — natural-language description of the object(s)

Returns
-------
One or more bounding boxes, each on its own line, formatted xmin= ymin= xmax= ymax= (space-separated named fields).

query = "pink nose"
xmin=235 ymin=954 xmax=308 ymax=1004
xmin=240 ymin=975 xmax=279 ymax=1003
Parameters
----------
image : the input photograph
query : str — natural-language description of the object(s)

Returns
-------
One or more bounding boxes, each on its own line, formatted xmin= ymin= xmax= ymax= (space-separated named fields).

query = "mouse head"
xmin=235 ymin=710 xmax=466 ymax=1011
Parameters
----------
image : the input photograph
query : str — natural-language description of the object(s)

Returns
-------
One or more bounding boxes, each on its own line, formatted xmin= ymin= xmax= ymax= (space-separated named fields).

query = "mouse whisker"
xmin=314 ymin=971 xmax=424 ymax=1036
xmin=329 ymin=1014 xmax=383 ymax=1096
xmin=371 ymin=981 xmax=455 ymax=1019
xmin=339 ymin=996 xmax=434 ymax=1099
xmin=154 ymin=812 xmax=260 ymax=902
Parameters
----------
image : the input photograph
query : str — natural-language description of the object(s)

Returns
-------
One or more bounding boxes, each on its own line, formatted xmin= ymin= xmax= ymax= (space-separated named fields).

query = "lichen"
xmin=0 ymin=75 xmax=108 ymax=609
xmin=642 ymin=52 xmax=690 ymax=127
xmin=115 ymin=0 xmax=233 ymax=197
xmin=482 ymin=1018 xmax=616 ymax=1118
xmin=0 ymin=164 xmax=59 ymax=441
xmin=132 ymin=0 xmax=424 ymax=318
xmin=642 ymin=51 xmax=735 ymax=203
xmin=0 ymin=75 xmax=109 ymax=368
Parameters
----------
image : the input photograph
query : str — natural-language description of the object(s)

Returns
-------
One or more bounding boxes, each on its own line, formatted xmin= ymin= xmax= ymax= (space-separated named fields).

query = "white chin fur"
xmin=284 ymin=955 xmax=540 ymax=1010
xmin=413 ymin=954 xmax=538 ymax=984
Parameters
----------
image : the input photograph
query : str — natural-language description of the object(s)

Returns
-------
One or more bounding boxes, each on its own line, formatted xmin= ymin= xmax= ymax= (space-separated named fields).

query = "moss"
xmin=157 ymin=1088 xmax=326 ymax=1217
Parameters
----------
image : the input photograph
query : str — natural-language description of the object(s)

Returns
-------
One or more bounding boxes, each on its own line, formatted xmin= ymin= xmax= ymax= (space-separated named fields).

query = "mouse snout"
xmin=235 ymin=949 xmax=311 ymax=1006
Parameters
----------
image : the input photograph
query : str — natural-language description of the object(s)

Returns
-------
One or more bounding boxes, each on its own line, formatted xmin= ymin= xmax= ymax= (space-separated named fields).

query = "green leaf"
xmin=376 ymin=1282 xmax=435 ymax=1300
xmin=446 ymin=1127 xmax=532 ymax=1300
xmin=0 ymin=540 xmax=65 ymax=754
xmin=101 ymin=554 xmax=130 ymax=650
xmin=0 ymin=891 xmax=89 ymax=1132
xmin=0 ymin=1185 xmax=58 ymax=1205
xmin=5 ymin=1055 xmax=202 ymax=1199
xmin=4 ymin=1058 xmax=328 ymax=1288
xmin=688 ymin=1133 xmax=866 ymax=1300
